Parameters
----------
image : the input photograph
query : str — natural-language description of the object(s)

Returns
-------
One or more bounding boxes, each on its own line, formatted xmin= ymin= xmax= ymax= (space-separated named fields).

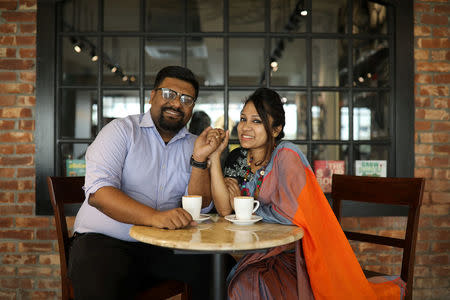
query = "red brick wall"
xmin=411 ymin=0 xmax=450 ymax=298
xmin=0 ymin=0 xmax=448 ymax=299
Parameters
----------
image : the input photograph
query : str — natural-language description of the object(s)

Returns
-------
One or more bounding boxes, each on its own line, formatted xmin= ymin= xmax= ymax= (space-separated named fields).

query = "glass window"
xmin=102 ymin=90 xmax=140 ymax=126
xmin=312 ymin=39 xmax=348 ymax=87
xmin=145 ymin=39 xmax=182 ymax=85
xmin=352 ymin=1 xmax=388 ymax=34
xmin=312 ymin=144 xmax=349 ymax=170
xmin=146 ymin=0 xmax=184 ymax=32
xmin=353 ymin=39 xmax=389 ymax=87
xmin=312 ymin=0 xmax=348 ymax=33
xmin=62 ymin=37 xmax=98 ymax=85
xmin=353 ymin=91 xmax=389 ymax=140
xmin=188 ymin=0 xmax=223 ymax=32
xmin=104 ymin=0 xmax=140 ymax=31
xmin=37 ymin=0 xmax=412 ymax=216
xmin=312 ymin=92 xmax=349 ymax=140
xmin=103 ymin=37 xmax=139 ymax=86
xmin=187 ymin=38 xmax=224 ymax=86
xmin=270 ymin=38 xmax=307 ymax=86
xmin=277 ymin=91 xmax=307 ymax=140
xmin=229 ymin=38 xmax=264 ymax=86
xmin=271 ymin=0 xmax=307 ymax=33
xmin=60 ymin=89 xmax=97 ymax=139
xmin=189 ymin=91 xmax=225 ymax=134
xmin=355 ymin=144 xmax=389 ymax=160
xmin=62 ymin=0 xmax=98 ymax=32
xmin=229 ymin=0 xmax=264 ymax=32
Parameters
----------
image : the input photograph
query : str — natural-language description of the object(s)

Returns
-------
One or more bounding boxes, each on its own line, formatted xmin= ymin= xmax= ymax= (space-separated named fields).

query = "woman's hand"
xmin=224 ymin=177 xmax=240 ymax=210
xmin=209 ymin=130 xmax=229 ymax=161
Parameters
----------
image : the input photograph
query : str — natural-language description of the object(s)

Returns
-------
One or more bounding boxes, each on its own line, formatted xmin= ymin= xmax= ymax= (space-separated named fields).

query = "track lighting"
xmin=73 ymin=41 xmax=82 ymax=53
xmin=69 ymin=34 xmax=134 ymax=83
xmin=90 ymin=51 xmax=98 ymax=62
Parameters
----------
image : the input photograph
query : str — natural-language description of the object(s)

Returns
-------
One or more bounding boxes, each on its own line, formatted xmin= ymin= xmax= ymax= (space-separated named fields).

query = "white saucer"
xmin=225 ymin=214 xmax=262 ymax=226
xmin=194 ymin=214 xmax=211 ymax=223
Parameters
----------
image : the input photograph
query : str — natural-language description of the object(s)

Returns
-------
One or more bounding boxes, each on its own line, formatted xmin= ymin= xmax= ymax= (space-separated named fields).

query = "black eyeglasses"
xmin=156 ymin=88 xmax=196 ymax=107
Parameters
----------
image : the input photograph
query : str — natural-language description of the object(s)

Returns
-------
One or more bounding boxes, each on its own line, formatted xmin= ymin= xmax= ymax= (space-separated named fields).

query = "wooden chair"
xmin=47 ymin=176 xmax=190 ymax=300
xmin=331 ymin=174 xmax=424 ymax=300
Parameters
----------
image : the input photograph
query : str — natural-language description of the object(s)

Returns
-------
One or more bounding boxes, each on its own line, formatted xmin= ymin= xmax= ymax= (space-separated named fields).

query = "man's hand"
xmin=150 ymin=208 xmax=196 ymax=229
xmin=192 ymin=127 xmax=226 ymax=162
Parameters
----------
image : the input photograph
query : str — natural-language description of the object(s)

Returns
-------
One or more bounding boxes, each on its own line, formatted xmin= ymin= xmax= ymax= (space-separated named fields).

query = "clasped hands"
xmin=192 ymin=126 xmax=228 ymax=163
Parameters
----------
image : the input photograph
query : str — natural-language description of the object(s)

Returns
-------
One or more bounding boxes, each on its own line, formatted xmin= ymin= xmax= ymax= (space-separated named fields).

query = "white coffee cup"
xmin=182 ymin=195 xmax=202 ymax=220
xmin=234 ymin=196 xmax=260 ymax=220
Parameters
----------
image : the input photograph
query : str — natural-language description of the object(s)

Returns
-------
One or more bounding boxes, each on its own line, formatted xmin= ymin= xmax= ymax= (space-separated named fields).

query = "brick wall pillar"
xmin=412 ymin=1 xmax=450 ymax=298
xmin=1 ymin=1 xmax=61 ymax=299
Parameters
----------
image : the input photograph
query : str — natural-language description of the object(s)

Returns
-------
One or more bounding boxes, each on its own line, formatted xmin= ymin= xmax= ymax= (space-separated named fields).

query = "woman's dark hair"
xmin=189 ymin=111 xmax=211 ymax=135
xmin=244 ymin=87 xmax=285 ymax=165
xmin=154 ymin=66 xmax=199 ymax=99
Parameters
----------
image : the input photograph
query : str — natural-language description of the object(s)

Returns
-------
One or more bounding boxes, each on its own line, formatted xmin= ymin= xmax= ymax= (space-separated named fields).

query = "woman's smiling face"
xmin=237 ymin=101 xmax=271 ymax=151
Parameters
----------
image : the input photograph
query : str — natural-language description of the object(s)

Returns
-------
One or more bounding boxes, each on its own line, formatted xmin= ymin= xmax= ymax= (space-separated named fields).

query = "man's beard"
xmin=158 ymin=107 xmax=186 ymax=133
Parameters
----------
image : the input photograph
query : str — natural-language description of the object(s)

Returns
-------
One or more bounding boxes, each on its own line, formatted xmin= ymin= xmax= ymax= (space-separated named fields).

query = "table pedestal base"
xmin=213 ymin=253 xmax=226 ymax=300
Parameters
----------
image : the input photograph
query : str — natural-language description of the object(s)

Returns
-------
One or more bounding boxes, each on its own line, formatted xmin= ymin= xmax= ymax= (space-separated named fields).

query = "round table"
xmin=130 ymin=215 xmax=304 ymax=300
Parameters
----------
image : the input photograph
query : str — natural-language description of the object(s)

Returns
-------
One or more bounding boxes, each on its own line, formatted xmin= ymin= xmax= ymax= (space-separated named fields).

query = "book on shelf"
xmin=313 ymin=160 xmax=345 ymax=193
xmin=355 ymin=160 xmax=387 ymax=177
xmin=66 ymin=159 xmax=86 ymax=177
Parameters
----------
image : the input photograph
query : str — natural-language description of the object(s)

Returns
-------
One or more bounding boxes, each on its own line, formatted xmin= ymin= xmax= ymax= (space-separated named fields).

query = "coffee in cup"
xmin=182 ymin=195 xmax=202 ymax=220
xmin=234 ymin=196 xmax=260 ymax=220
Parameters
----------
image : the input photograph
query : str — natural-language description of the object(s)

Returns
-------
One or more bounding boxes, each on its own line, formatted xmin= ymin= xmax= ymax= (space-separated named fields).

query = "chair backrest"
xmin=47 ymin=176 xmax=191 ymax=300
xmin=331 ymin=174 xmax=424 ymax=300
xmin=47 ymin=176 xmax=85 ymax=300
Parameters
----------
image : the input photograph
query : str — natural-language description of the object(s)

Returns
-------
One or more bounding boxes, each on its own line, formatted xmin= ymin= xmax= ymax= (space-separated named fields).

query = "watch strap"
xmin=190 ymin=155 xmax=208 ymax=169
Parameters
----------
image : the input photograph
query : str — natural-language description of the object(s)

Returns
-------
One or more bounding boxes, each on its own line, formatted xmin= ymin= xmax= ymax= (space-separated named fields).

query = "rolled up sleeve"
xmin=84 ymin=119 xmax=130 ymax=198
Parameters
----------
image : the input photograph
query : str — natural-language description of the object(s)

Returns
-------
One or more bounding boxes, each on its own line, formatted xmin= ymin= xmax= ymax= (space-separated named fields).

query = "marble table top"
xmin=129 ymin=214 xmax=304 ymax=252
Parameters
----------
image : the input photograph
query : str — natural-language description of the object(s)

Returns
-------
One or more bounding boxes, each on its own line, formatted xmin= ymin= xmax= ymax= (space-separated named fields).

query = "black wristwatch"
xmin=190 ymin=155 xmax=208 ymax=169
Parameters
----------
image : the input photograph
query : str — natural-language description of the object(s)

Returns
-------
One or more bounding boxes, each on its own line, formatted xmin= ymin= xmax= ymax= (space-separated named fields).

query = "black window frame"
xmin=36 ymin=0 xmax=414 ymax=215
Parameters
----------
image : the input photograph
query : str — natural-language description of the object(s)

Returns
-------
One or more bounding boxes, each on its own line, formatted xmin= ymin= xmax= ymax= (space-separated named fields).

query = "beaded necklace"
xmin=241 ymin=155 xmax=267 ymax=197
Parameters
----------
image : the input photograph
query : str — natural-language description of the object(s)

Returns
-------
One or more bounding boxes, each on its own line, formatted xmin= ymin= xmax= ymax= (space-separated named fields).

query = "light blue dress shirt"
xmin=74 ymin=110 xmax=212 ymax=241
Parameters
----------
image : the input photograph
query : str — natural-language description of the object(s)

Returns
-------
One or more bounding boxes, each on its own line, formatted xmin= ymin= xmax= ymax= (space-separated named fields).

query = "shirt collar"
xmin=140 ymin=110 xmax=190 ymax=142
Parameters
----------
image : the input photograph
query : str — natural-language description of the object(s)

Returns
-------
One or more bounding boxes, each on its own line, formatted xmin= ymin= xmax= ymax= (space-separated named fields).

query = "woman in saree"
xmin=208 ymin=87 xmax=405 ymax=299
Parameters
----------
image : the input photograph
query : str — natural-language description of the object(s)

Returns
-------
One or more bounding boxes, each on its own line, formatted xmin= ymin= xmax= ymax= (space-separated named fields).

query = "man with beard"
xmin=68 ymin=66 xmax=224 ymax=300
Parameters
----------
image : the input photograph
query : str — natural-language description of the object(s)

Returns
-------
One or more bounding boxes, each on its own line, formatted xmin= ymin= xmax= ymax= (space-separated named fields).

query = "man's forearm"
xmin=188 ymin=167 xmax=212 ymax=207
xmin=88 ymin=186 xmax=158 ymax=226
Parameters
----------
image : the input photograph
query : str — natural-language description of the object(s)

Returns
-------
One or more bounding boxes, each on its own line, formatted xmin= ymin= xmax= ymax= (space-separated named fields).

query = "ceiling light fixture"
xmin=73 ymin=42 xmax=82 ymax=53
xmin=90 ymin=51 xmax=98 ymax=62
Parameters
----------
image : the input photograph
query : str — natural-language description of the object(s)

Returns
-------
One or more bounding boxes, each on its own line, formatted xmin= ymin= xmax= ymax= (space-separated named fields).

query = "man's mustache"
xmin=161 ymin=106 xmax=184 ymax=118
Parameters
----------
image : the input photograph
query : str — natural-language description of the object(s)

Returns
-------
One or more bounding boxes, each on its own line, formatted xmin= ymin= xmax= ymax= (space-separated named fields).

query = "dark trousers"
xmin=68 ymin=232 xmax=234 ymax=300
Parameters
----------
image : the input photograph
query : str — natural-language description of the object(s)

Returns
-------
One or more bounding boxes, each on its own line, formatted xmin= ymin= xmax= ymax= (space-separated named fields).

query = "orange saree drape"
xmin=228 ymin=142 xmax=404 ymax=300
